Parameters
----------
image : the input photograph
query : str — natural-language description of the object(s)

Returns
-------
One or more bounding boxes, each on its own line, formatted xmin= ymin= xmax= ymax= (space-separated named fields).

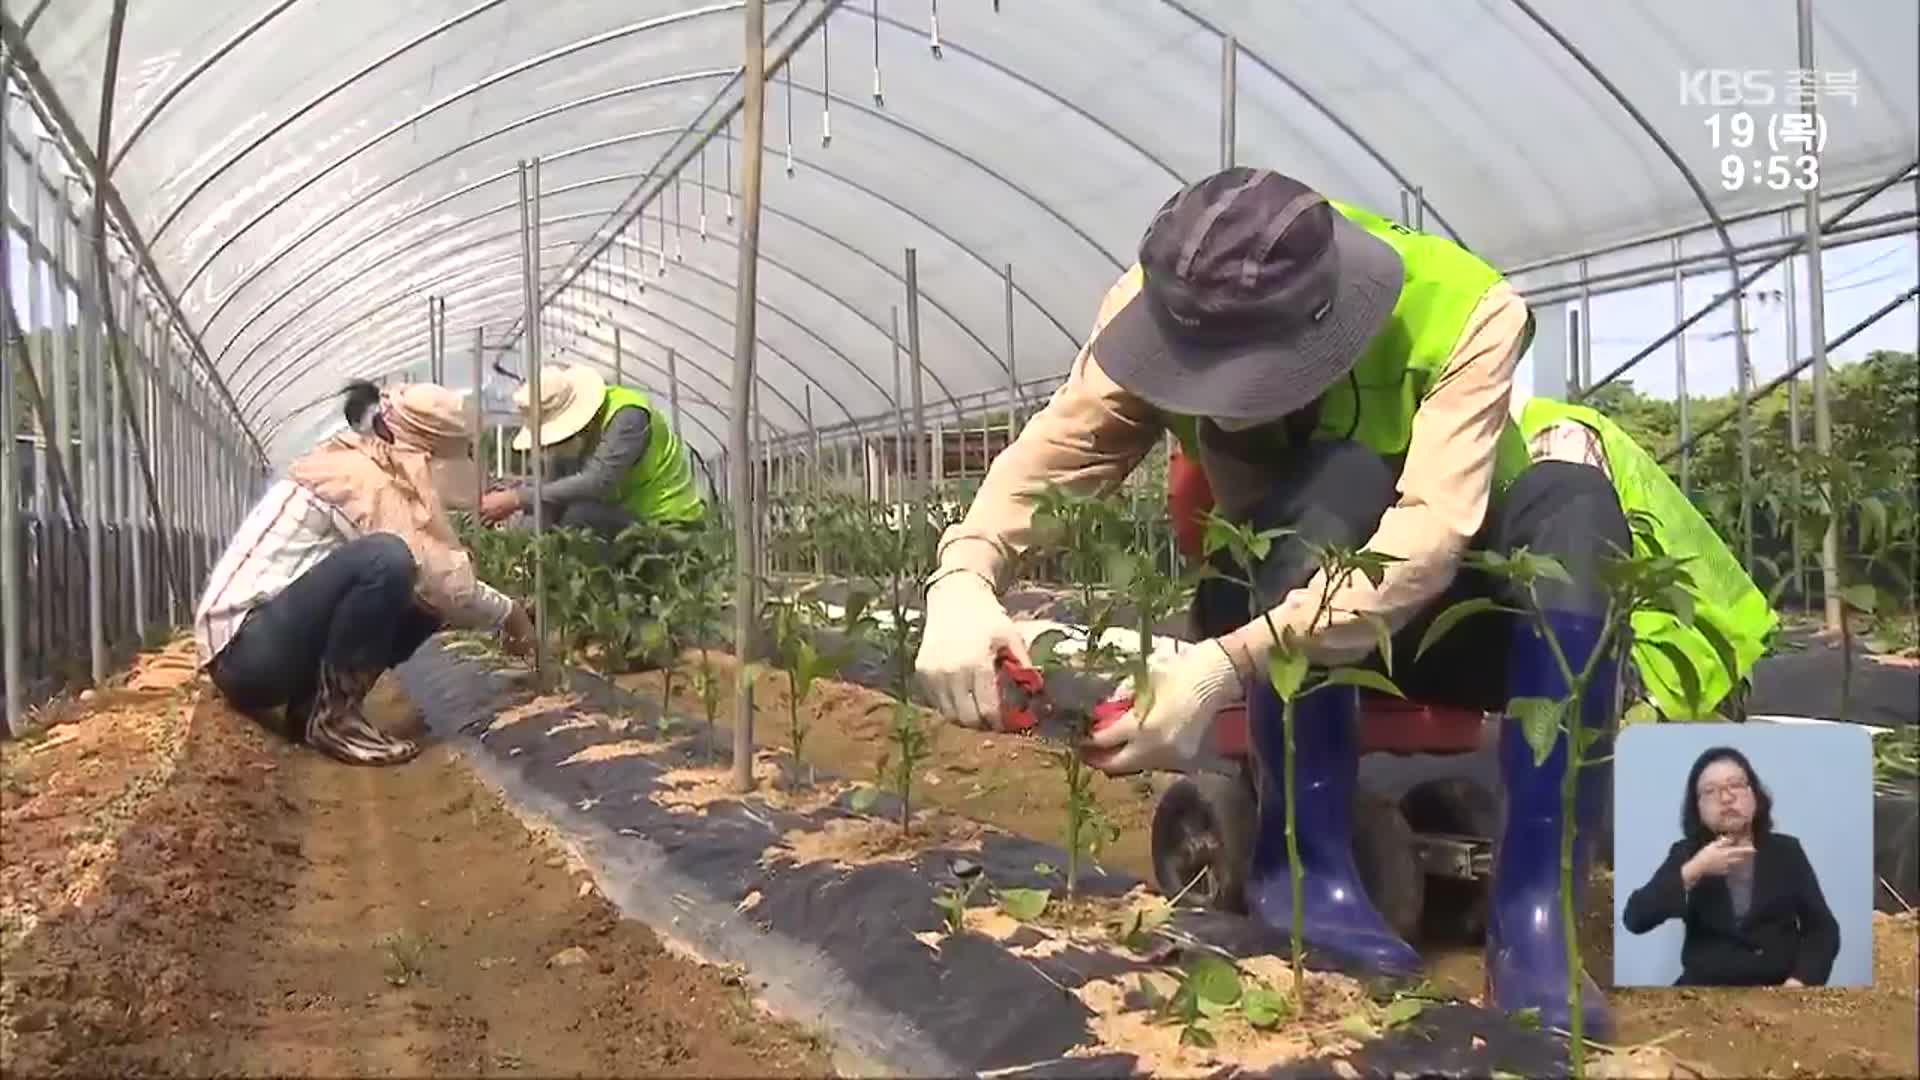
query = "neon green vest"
xmin=596 ymin=386 xmax=704 ymax=524
xmin=1518 ymin=398 xmax=1775 ymax=719
xmin=1168 ymin=201 xmax=1533 ymax=488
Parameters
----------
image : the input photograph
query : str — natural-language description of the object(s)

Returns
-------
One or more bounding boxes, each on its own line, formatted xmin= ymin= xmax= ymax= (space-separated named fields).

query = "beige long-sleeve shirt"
xmin=930 ymin=265 xmax=1530 ymax=684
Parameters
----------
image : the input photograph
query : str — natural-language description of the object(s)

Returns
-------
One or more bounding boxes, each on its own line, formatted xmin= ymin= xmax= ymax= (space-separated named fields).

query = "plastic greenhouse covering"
xmin=13 ymin=0 xmax=1920 ymax=465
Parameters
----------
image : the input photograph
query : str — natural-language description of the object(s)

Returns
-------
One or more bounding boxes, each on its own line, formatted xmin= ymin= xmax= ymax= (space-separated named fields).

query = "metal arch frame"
xmin=238 ymin=239 xmax=819 ymax=433
xmin=1160 ymin=0 xmax=1470 ymax=247
xmin=1507 ymin=0 xmax=1756 ymax=402
xmin=555 ymin=272 xmax=866 ymax=426
xmin=261 ymin=314 xmax=739 ymax=458
xmin=0 ymin=16 xmax=268 ymax=463
xmin=595 ymin=242 xmax=933 ymax=409
xmin=212 ymin=168 xmax=965 ymax=414
xmin=108 ymin=0 xmax=309 ymax=173
xmin=171 ymin=47 xmax=739 ymax=296
xmin=228 ymin=205 xmax=897 ymax=430
xmin=600 ymin=235 xmax=956 ymax=410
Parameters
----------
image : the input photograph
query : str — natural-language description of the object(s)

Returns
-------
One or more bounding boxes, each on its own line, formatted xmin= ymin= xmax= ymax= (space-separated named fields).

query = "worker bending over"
xmin=917 ymin=167 xmax=1673 ymax=1035
xmin=479 ymin=364 xmax=705 ymax=562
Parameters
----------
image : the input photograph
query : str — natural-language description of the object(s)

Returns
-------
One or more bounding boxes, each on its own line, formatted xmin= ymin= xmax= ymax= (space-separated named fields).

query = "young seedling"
xmin=1199 ymin=512 xmax=1405 ymax=1009
xmin=1135 ymin=952 xmax=1291 ymax=1049
xmin=1415 ymin=520 xmax=1726 ymax=1080
xmin=931 ymin=869 xmax=986 ymax=935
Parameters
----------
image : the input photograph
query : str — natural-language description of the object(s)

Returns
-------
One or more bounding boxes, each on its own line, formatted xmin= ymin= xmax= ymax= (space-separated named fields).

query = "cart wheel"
xmin=1403 ymin=778 xmax=1499 ymax=944
xmin=1351 ymin=792 xmax=1424 ymax=944
xmin=1151 ymin=770 xmax=1255 ymax=912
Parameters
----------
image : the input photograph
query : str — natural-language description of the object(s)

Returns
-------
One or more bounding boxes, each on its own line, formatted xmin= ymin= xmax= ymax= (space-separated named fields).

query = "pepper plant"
xmin=1414 ymin=516 xmax=1728 ymax=1079
xmin=1199 ymin=513 xmax=1405 ymax=1010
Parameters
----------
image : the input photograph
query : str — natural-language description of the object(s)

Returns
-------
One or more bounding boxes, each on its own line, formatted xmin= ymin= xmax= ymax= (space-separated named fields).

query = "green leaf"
xmin=1649 ymin=639 xmax=1704 ymax=716
xmin=1194 ymin=996 xmax=1233 ymax=1019
xmin=1694 ymin=616 xmax=1744 ymax=690
xmin=1509 ymin=697 xmax=1565 ymax=766
xmin=1030 ymin=629 xmax=1068 ymax=666
xmin=1860 ymin=496 xmax=1888 ymax=550
xmin=1033 ymin=862 xmax=1057 ymax=879
xmin=1105 ymin=549 xmax=1137 ymax=591
xmin=1319 ymin=667 xmax=1405 ymax=698
xmin=1510 ymin=1006 xmax=1541 ymax=1030
xmin=1623 ymin=699 xmax=1663 ymax=726
xmin=1180 ymin=1023 xmax=1217 ymax=1049
xmin=1267 ymin=646 xmax=1308 ymax=700
xmin=997 ymin=887 xmax=1051 ymax=922
xmin=1137 ymin=975 xmax=1167 ymax=1011
xmin=1659 ymin=585 xmax=1697 ymax=626
xmin=1240 ymin=987 xmax=1290 ymax=1029
xmin=1841 ymin=583 xmax=1879 ymax=614
xmin=1186 ymin=954 xmax=1242 ymax=1006
xmin=1362 ymin=612 xmax=1395 ymax=675
xmin=1381 ymin=997 xmax=1426 ymax=1029
xmin=1339 ymin=1012 xmax=1378 ymax=1039
xmin=1416 ymin=597 xmax=1508 ymax=662
xmin=849 ymin=786 xmax=881 ymax=814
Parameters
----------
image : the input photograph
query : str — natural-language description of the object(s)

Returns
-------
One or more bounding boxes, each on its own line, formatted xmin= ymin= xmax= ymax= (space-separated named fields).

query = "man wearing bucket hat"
xmin=478 ymin=364 xmax=705 ymax=553
xmin=197 ymin=381 xmax=536 ymax=766
xmin=915 ymin=167 xmax=1629 ymax=1034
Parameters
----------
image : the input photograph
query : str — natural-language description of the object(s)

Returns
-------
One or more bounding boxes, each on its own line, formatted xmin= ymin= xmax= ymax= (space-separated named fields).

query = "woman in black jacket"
xmin=1621 ymin=746 xmax=1840 ymax=986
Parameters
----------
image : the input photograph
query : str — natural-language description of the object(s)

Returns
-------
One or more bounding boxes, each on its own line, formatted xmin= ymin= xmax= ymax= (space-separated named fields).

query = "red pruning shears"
xmin=994 ymin=648 xmax=1131 ymax=743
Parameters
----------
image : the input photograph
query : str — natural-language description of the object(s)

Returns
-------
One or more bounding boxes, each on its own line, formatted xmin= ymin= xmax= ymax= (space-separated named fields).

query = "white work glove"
xmin=915 ymin=571 xmax=1029 ymax=730
xmin=1083 ymin=641 xmax=1245 ymax=775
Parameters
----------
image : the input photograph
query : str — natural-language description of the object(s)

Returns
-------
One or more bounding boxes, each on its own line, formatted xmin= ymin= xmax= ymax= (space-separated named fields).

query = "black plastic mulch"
xmin=394 ymin=642 xmax=1572 ymax=1078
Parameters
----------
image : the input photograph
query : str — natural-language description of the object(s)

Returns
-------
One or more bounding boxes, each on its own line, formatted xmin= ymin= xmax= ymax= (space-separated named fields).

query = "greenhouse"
xmin=2 ymin=1 xmax=1916 ymax=1077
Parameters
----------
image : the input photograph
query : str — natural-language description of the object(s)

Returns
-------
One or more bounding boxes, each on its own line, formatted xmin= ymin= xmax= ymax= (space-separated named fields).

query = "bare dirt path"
xmin=2 ymin=649 xmax=832 ymax=1078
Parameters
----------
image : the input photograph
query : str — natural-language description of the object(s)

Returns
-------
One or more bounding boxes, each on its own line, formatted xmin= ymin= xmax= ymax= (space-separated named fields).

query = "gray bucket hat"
xmin=1095 ymin=168 xmax=1405 ymax=422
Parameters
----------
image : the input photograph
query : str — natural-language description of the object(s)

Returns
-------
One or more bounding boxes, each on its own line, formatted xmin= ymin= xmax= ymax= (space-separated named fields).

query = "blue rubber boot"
xmin=1245 ymin=681 xmax=1424 ymax=978
xmin=1486 ymin=611 xmax=1619 ymax=1040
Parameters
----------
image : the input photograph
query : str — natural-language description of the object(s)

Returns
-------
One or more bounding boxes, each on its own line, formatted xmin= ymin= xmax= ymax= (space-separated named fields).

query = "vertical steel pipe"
xmin=1673 ymin=241 xmax=1691 ymax=494
xmin=519 ymin=159 xmax=549 ymax=681
xmin=1004 ymin=262 xmax=1018 ymax=443
xmin=0 ymin=85 xmax=18 ymax=732
xmin=1797 ymin=0 xmax=1840 ymax=631
xmin=1219 ymin=34 xmax=1236 ymax=170
xmin=472 ymin=325 xmax=486 ymax=510
xmin=80 ymin=189 xmax=106 ymax=683
xmin=613 ymin=326 xmax=624 ymax=385
xmin=1782 ymin=211 xmax=1805 ymax=607
xmin=890 ymin=305 xmax=905 ymax=502
xmin=1732 ymin=282 xmax=1755 ymax=572
xmin=668 ymin=347 xmax=682 ymax=431
xmin=730 ymin=0 xmax=770 ymax=793
xmin=904 ymin=248 xmax=927 ymax=493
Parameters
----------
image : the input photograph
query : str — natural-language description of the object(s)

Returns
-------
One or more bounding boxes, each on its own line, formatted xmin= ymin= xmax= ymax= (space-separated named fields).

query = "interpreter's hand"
xmin=1082 ymin=642 xmax=1243 ymax=775
xmin=915 ymin=571 xmax=1028 ymax=730
xmin=479 ymin=487 xmax=522 ymax=525
xmin=500 ymin=602 xmax=537 ymax=658
xmin=1681 ymin=835 xmax=1756 ymax=888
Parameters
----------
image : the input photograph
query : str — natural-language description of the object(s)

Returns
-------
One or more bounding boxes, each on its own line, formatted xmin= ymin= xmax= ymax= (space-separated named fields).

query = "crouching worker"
xmin=477 ymin=364 xmax=704 ymax=567
xmin=195 ymin=381 xmax=536 ymax=766
xmin=916 ymin=167 xmax=1633 ymax=1034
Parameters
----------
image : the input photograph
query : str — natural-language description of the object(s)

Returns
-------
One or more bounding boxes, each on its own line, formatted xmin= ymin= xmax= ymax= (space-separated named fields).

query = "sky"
xmin=1511 ymin=231 xmax=1918 ymax=404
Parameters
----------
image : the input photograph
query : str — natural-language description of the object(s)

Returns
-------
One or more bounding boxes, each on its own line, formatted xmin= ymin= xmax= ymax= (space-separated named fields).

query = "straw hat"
xmin=511 ymin=365 xmax=607 ymax=451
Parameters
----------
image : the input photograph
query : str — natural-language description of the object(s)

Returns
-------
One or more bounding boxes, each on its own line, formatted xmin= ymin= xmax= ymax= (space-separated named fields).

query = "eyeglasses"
xmin=1697 ymin=778 xmax=1751 ymax=801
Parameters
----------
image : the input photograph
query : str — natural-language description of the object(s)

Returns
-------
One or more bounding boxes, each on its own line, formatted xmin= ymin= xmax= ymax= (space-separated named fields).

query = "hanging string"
xmin=673 ymin=174 xmax=684 ymax=261
xmin=699 ymin=148 xmax=709 ymax=238
xmin=821 ymin=18 xmax=833 ymax=146
xmin=724 ymin=117 xmax=736 ymax=221
xmin=657 ymin=201 xmax=668 ymax=276
xmin=870 ymin=0 xmax=884 ymax=106
xmin=929 ymin=0 xmax=942 ymax=58
xmin=637 ymin=203 xmax=648 ymax=282
xmin=783 ymin=60 xmax=796 ymax=176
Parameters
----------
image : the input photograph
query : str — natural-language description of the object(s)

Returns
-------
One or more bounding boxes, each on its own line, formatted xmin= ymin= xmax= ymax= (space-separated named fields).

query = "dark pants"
xmin=1192 ymin=441 xmax=1630 ymax=712
xmin=210 ymin=533 xmax=441 ymax=726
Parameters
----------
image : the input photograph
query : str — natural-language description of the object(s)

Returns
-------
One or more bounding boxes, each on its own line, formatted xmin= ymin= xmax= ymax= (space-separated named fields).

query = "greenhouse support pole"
xmin=1733 ymin=285 xmax=1755 ymax=572
xmin=427 ymin=297 xmax=438 ymax=384
xmin=471 ymin=326 xmax=486 ymax=510
xmin=613 ymin=326 xmax=623 ymax=385
xmin=890 ymin=305 xmax=905 ymax=503
xmin=1672 ymin=241 xmax=1691 ymax=493
xmin=806 ymin=385 xmax=823 ymax=576
xmin=667 ymin=347 xmax=682 ymax=432
xmin=729 ymin=0 xmax=770 ymax=795
xmin=518 ymin=159 xmax=549 ymax=683
xmin=1577 ymin=259 xmax=1592 ymax=391
xmin=81 ymin=186 xmax=106 ymax=685
xmin=0 ymin=127 xmax=17 ymax=733
xmin=1797 ymin=0 xmax=1840 ymax=633
xmin=1412 ymin=186 xmax=1425 ymax=232
xmin=1004 ymin=263 xmax=1019 ymax=442
xmin=1219 ymin=34 xmax=1236 ymax=170
xmin=904 ymin=248 xmax=927 ymax=493
xmin=1782 ymin=211 xmax=1804 ymax=607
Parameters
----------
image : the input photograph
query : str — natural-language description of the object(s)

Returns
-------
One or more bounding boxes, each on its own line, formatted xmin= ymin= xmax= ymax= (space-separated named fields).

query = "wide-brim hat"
xmin=511 ymin=365 xmax=607 ymax=451
xmin=1094 ymin=168 xmax=1405 ymax=422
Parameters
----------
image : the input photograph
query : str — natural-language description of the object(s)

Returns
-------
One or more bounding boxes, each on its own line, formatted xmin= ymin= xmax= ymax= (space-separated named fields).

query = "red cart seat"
xmin=1209 ymin=695 xmax=1488 ymax=759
